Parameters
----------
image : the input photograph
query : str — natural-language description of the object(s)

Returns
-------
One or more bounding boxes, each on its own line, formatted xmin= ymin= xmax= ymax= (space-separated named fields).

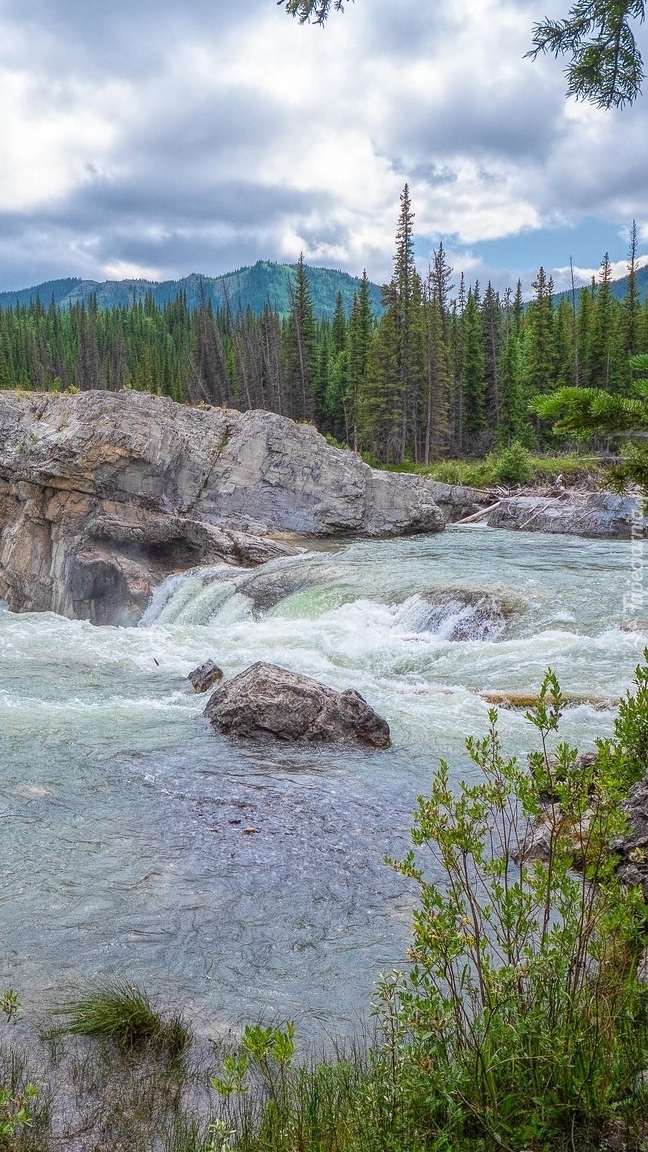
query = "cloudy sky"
xmin=1 ymin=0 xmax=647 ymax=296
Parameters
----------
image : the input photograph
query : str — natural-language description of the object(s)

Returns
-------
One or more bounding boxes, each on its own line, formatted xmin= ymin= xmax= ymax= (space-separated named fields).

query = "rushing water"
xmin=0 ymin=526 xmax=644 ymax=1037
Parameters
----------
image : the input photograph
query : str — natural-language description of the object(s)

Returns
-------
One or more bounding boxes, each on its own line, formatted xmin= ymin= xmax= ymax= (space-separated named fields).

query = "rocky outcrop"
xmin=486 ymin=492 xmax=646 ymax=539
xmin=0 ymin=390 xmax=447 ymax=624
xmin=204 ymin=662 xmax=391 ymax=748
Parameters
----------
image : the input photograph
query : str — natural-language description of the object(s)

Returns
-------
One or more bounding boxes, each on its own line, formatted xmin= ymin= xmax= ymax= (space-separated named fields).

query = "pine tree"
xmin=392 ymin=184 xmax=425 ymax=461
xmin=524 ymin=266 xmax=555 ymax=396
xmin=422 ymin=269 xmax=451 ymax=462
xmin=591 ymin=252 xmax=624 ymax=392
xmin=622 ymin=221 xmax=642 ymax=366
xmin=461 ymin=288 xmax=487 ymax=450
xmin=481 ymin=281 xmax=500 ymax=433
xmin=359 ymin=281 xmax=400 ymax=461
xmin=553 ymin=296 xmax=576 ymax=388
xmin=284 ymin=253 xmax=318 ymax=420
xmin=576 ymin=283 xmax=595 ymax=389
xmin=497 ymin=287 xmax=523 ymax=446
xmin=346 ymin=272 xmax=374 ymax=451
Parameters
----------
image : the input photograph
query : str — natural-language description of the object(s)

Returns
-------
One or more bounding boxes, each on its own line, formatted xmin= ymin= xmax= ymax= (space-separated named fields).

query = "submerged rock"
xmin=188 ymin=660 xmax=224 ymax=694
xmin=486 ymin=492 xmax=646 ymax=539
xmin=204 ymin=661 xmax=391 ymax=748
xmin=0 ymin=390 xmax=447 ymax=624
xmin=396 ymin=587 xmax=513 ymax=641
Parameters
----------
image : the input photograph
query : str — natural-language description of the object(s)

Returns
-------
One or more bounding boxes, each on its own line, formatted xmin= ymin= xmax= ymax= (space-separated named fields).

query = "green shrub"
xmin=53 ymin=981 xmax=190 ymax=1057
xmin=383 ymin=665 xmax=648 ymax=1150
xmin=490 ymin=439 xmax=533 ymax=485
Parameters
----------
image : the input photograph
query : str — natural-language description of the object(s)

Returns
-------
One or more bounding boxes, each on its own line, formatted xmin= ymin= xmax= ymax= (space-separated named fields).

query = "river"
xmin=0 ymin=526 xmax=643 ymax=1038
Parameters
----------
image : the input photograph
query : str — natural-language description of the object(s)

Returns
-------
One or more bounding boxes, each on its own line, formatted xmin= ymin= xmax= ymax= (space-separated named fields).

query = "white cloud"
xmin=0 ymin=0 xmax=646 ymax=288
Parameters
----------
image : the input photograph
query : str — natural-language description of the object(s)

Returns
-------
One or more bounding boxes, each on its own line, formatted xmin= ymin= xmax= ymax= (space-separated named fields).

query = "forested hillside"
xmin=0 ymin=262 xmax=383 ymax=322
xmin=2 ymin=193 xmax=647 ymax=463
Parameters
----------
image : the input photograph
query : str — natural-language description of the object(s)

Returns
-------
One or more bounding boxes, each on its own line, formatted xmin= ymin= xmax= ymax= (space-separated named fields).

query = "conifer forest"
xmin=2 ymin=185 xmax=647 ymax=465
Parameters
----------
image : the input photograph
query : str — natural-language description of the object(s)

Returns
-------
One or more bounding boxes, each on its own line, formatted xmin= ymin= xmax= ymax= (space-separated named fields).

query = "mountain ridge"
xmin=0 ymin=262 xmax=384 ymax=321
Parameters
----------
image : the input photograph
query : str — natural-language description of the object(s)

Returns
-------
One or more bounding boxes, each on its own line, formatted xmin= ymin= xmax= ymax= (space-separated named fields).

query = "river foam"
xmin=0 ymin=528 xmax=644 ymax=1034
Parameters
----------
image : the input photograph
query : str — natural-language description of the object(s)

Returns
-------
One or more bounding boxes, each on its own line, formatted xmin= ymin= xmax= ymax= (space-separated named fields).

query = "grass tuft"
xmin=52 ymin=981 xmax=191 ymax=1057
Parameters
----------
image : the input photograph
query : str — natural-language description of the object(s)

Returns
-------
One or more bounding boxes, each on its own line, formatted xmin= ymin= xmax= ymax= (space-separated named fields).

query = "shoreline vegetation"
xmin=5 ymin=661 xmax=648 ymax=1152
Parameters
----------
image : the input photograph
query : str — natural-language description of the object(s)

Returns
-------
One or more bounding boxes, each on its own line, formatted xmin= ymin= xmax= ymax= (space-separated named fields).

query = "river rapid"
xmin=0 ymin=526 xmax=644 ymax=1037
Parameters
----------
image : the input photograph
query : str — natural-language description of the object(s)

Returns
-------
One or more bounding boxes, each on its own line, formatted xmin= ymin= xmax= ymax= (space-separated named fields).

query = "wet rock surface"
xmin=417 ymin=587 xmax=511 ymax=641
xmin=188 ymin=660 xmax=224 ymax=694
xmin=0 ymin=390 xmax=448 ymax=624
xmin=204 ymin=661 xmax=391 ymax=748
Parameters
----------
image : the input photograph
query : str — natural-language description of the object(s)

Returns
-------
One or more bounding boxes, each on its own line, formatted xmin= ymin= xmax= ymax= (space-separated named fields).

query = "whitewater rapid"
xmin=0 ymin=527 xmax=644 ymax=1035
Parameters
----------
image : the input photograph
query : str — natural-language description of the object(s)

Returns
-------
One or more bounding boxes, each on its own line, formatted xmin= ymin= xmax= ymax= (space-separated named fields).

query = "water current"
xmin=0 ymin=526 xmax=644 ymax=1038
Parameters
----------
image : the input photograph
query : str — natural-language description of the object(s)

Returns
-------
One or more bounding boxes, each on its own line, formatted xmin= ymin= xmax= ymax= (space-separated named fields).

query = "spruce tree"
xmin=284 ymin=253 xmax=318 ymax=420
xmin=591 ymin=252 xmax=624 ymax=392
xmin=497 ymin=287 xmax=523 ymax=447
xmin=524 ymin=266 xmax=555 ymax=396
xmin=461 ymin=288 xmax=487 ymax=450
xmin=623 ymin=221 xmax=642 ymax=365
xmin=481 ymin=281 xmax=500 ymax=432
xmin=346 ymin=272 xmax=374 ymax=451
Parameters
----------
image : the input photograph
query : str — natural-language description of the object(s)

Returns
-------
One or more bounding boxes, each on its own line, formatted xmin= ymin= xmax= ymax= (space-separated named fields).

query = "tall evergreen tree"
xmin=481 ymin=281 xmax=500 ymax=432
xmin=284 ymin=253 xmax=318 ymax=420
xmin=461 ymin=287 xmax=487 ymax=450
xmin=346 ymin=272 xmax=374 ymax=451
xmin=623 ymin=220 xmax=642 ymax=364
xmin=497 ymin=287 xmax=523 ymax=446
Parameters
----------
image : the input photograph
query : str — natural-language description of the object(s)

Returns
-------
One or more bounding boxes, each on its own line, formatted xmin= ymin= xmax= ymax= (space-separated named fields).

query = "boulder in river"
xmin=188 ymin=660 xmax=224 ymax=693
xmin=204 ymin=661 xmax=391 ymax=748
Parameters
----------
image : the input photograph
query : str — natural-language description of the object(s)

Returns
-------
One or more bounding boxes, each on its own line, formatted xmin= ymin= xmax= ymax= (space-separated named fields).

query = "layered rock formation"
xmin=0 ymin=390 xmax=450 ymax=624
xmin=204 ymin=662 xmax=391 ymax=748
xmin=486 ymin=492 xmax=646 ymax=539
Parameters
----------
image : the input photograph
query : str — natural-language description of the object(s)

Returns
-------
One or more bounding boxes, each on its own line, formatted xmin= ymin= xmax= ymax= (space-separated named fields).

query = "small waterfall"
xmin=394 ymin=589 xmax=509 ymax=642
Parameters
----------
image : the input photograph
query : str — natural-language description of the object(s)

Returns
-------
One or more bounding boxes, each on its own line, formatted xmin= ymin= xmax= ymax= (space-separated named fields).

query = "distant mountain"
xmin=554 ymin=262 xmax=648 ymax=306
xmin=0 ymin=262 xmax=384 ymax=321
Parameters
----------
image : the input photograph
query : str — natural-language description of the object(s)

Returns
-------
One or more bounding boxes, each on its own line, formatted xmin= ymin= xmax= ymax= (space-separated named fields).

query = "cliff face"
xmin=0 ymin=391 xmax=450 ymax=625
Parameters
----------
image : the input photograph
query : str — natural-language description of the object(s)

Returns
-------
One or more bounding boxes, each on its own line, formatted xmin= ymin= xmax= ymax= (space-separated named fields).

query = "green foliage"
xmin=53 ymin=981 xmax=191 ymax=1056
xmin=0 ymin=995 xmax=19 ymax=1029
xmin=489 ymin=439 xmax=533 ymax=484
xmin=0 ymin=1085 xmax=38 ymax=1148
xmin=285 ymin=0 xmax=645 ymax=110
xmin=279 ymin=0 xmax=349 ymax=25
xmin=528 ymin=0 xmax=645 ymax=108
xmin=533 ymin=352 xmax=648 ymax=493
xmin=381 ymin=449 xmax=599 ymax=489
xmin=0 ymin=992 xmax=39 ymax=1150
xmin=383 ymin=664 xmax=648 ymax=1149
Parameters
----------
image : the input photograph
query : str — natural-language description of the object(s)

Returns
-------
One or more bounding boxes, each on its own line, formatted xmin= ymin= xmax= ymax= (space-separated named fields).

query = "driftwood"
xmin=480 ymin=690 xmax=620 ymax=710
xmin=454 ymin=502 xmax=501 ymax=525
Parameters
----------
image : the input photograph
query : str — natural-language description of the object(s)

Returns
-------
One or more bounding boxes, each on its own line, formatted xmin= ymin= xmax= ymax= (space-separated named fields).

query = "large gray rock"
xmin=0 ymin=390 xmax=447 ymax=624
xmin=204 ymin=662 xmax=391 ymax=748
xmin=486 ymin=492 xmax=646 ymax=539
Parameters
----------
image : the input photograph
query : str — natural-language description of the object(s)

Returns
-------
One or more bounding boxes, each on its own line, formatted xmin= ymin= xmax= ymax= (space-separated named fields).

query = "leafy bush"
xmin=489 ymin=439 xmax=533 ymax=484
xmin=53 ymin=981 xmax=190 ymax=1057
xmin=383 ymin=666 xmax=648 ymax=1150
xmin=370 ymin=450 xmax=601 ymax=489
